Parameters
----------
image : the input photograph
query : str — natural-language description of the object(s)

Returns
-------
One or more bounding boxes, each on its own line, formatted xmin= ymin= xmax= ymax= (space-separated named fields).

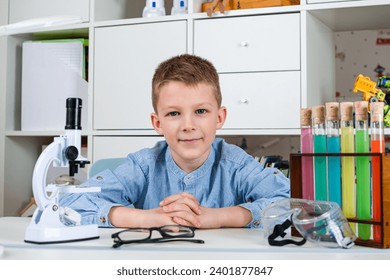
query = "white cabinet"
xmin=93 ymin=136 xmax=163 ymax=162
xmin=9 ymin=0 xmax=90 ymax=23
xmin=194 ymin=13 xmax=300 ymax=131
xmin=220 ymin=71 xmax=300 ymax=129
xmin=193 ymin=13 xmax=300 ymax=73
xmin=93 ymin=21 xmax=187 ymax=130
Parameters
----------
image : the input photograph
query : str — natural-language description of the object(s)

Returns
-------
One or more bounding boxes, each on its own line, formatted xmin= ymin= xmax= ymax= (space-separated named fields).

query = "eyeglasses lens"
xmin=118 ymin=228 xmax=150 ymax=241
xmin=160 ymin=225 xmax=193 ymax=237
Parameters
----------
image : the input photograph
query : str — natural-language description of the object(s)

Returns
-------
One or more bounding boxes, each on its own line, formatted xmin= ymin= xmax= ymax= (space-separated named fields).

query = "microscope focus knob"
xmin=65 ymin=146 xmax=79 ymax=161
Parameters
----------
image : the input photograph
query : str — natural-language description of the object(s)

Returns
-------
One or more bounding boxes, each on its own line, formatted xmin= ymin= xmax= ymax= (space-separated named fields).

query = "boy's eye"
xmin=168 ymin=111 xmax=179 ymax=117
xmin=196 ymin=109 xmax=206 ymax=114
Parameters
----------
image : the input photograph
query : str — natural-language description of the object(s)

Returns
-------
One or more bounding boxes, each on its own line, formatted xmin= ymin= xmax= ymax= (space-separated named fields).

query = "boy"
xmin=60 ymin=54 xmax=290 ymax=229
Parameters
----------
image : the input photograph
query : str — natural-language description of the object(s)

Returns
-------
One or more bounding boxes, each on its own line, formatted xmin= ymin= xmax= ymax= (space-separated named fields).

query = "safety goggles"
xmin=261 ymin=198 xmax=356 ymax=249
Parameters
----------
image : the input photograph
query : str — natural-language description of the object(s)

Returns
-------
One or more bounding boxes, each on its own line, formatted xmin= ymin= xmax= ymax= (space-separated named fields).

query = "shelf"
xmin=5 ymin=24 xmax=90 ymax=39
xmin=306 ymin=1 xmax=390 ymax=31
xmin=6 ymin=2 xmax=390 ymax=35
xmin=12 ymin=128 xmax=390 ymax=137
xmin=5 ymin=130 xmax=91 ymax=137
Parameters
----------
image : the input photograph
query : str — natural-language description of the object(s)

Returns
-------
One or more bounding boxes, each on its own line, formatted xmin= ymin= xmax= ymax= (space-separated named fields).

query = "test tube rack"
xmin=289 ymin=152 xmax=390 ymax=248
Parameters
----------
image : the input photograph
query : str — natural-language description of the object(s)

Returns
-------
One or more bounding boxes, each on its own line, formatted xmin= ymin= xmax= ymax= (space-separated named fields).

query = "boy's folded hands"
xmin=160 ymin=192 xmax=202 ymax=228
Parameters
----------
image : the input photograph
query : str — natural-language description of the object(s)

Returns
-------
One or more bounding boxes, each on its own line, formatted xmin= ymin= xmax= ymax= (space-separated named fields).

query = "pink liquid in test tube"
xmin=300 ymin=108 xmax=314 ymax=200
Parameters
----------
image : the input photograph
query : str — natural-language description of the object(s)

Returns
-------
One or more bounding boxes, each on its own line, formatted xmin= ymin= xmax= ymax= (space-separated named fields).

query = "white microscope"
xmin=25 ymin=98 xmax=100 ymax=244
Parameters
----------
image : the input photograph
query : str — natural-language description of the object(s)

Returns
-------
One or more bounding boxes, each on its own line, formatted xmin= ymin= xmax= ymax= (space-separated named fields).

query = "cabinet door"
xmin=194 ymin=13 xmax=300 ymax=73
xmin=9 ymin=0 xmax=90 ymax=23
xmin=94 ymin=21 xmax=187 ymax=130
xmin=93 ymin=136 xmax=164 ymax=162
xmin=220 ymin=71 xmax=300 ymax=129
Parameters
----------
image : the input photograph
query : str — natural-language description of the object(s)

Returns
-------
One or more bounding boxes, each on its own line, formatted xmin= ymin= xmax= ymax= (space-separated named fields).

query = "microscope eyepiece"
xmin=65 ymin=98 xmax=82 ymax=130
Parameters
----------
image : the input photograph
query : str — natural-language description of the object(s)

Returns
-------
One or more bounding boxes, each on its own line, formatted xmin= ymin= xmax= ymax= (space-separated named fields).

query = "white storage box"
xmin=21 ymin=39 xmax=88 ymax=131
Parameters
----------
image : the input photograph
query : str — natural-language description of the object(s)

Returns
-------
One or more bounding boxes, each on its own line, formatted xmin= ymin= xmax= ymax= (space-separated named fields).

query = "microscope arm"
xmin=32 ymin=137 xmax=64 ymax=211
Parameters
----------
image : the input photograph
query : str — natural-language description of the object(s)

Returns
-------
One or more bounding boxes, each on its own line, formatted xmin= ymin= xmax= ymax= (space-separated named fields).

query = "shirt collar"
xmin=166 ymin=145 xmax=216 ymax=180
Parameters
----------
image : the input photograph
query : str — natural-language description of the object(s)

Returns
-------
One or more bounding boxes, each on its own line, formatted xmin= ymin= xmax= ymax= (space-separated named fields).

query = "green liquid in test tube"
xmin=312 ymin=105 xmax=327 ymax=201
xmin=355 ymin=101 xmax=371 ymax=241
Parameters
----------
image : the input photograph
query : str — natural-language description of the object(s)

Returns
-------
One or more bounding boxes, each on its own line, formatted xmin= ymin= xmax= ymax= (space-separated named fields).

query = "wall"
xmin=335 ymin=29 xmax=390 ymax=146
xmin=335 ymin=29 xmax=390 ymax=102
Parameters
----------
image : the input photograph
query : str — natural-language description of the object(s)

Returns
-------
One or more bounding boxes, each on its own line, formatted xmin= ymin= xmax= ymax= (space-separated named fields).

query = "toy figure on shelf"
xmin=206 ymin=0 xmax=229 ymax=16
xmin=353 ymin=74 xmax=390 ymax=127
xmin=353 ymin=74 xmax=386 ymax=103
xmin=377 ymin=75 xmax=390 ymax=126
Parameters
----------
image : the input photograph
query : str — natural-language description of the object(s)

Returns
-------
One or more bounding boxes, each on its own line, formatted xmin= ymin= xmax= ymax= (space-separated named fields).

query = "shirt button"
xmin=100 ymin=217 xmax=106 ymax=223
xmin=96 ymin=176 xmax=103 ymax=180
xmin=253 ymin=220 xmax=260 ymax=227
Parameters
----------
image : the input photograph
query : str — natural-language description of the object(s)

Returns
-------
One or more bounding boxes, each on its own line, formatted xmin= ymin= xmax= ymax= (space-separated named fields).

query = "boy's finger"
xmin=159 ymin=193 xmax=182 ymax=206
xmin=162 ymin=197 xmax=201 ymax=215
xmin=162 ymin=200 xmax=201 ymax=215
xmin=160 ymin=192 xmax=199 ymax=207
xmin=172 ymin=217 xmax=196 ymax=228
xmin=172 ymin=214 xmax=200 ymax=228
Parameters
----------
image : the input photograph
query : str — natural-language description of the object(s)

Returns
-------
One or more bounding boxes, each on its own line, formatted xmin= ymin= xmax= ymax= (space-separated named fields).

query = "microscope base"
xmin=24 ymin=205 xmax=99 ymax=244
xmin=25 ymin=223 xmax=99 ymax=244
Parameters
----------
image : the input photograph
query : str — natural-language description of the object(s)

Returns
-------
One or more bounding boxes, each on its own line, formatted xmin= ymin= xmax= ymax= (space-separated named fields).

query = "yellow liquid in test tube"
xmin=340 ymin=102 xmax=356 ymax=232
xmin=341 ymin=126 xmax=356 ymax=232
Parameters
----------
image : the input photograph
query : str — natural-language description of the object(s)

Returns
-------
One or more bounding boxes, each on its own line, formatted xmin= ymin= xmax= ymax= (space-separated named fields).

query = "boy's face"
xmin=151 ymin=81 xmax=226 ymax=171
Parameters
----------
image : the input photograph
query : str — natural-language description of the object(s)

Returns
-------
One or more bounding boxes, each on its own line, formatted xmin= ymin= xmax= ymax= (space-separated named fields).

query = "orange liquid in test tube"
xmin=370 ymin=102 xmax=385 ymax=242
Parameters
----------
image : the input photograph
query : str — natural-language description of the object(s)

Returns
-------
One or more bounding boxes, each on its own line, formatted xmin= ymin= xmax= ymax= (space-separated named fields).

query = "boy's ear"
xmin=151 ymin=112 xmax=163 ymax=135
xmin=216 ymin=106 xmax=227 ymax=129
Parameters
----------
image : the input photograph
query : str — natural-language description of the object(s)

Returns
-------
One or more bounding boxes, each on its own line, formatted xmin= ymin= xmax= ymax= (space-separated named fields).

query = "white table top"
xmin=1 ymin=217 xmax=389 ymax=260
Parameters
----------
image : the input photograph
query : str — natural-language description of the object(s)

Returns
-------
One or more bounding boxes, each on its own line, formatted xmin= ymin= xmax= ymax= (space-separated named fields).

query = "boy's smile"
xmin=151 ymin=81 xmax=226 ymax=173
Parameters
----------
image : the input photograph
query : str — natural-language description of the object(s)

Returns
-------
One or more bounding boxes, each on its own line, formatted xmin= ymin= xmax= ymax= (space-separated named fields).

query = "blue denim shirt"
xmin=60 ymin=138 xmax=290 ymax=228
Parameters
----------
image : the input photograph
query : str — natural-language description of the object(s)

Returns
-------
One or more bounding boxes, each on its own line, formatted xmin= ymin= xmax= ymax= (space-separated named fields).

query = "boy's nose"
xmin=181 ymin=116 xmax=195 ymax=132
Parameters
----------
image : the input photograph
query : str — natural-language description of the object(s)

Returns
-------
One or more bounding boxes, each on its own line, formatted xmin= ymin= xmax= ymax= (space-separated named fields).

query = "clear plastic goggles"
xmin=261 ymin=198 xmax=357 ymax=249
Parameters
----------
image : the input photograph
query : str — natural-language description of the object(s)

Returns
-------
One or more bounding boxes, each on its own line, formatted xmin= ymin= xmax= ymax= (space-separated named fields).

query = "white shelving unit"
xmin=1 ymin=0 xmax=390 ymax=216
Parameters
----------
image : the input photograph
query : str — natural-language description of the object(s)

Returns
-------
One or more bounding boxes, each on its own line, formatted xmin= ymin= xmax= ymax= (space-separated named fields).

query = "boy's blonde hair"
xmin=152 ymin=54 xmax=222 ymax=112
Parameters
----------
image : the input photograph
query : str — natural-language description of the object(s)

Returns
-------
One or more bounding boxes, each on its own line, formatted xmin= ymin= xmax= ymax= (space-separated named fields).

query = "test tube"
xmin=340 ymin=102 xmax=356 ymax=232
xmin=370 ymin=102 xmax=385 ymax=242
xmin=355 ymin=101 xmax=371 ymax=240
xmin=312 ymin=105 xmax=327 ymax=201
xmin=326 ymin=102 xmax=341 ymax=206
xmin=300 ymin=108 xmax=314 ymax=200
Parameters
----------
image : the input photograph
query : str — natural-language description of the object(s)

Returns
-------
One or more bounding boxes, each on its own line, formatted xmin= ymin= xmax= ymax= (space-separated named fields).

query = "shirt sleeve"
xmin=59 ymin=156 xmax=147 ymax=227
xmin=237 ymin=161 xmax=290 ymax=229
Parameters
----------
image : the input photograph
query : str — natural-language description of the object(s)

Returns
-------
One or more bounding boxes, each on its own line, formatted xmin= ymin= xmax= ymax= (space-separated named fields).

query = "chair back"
xmin=89 ymin=157 xmax=126 ymax=177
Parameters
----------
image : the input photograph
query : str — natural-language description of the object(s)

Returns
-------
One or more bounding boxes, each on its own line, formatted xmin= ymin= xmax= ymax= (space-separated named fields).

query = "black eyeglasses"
xmin=111 ymin=225 xmax=205 ymax=248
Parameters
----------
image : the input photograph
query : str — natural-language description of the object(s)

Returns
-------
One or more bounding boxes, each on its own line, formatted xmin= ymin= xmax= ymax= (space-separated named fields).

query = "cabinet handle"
xmin=240 ymin=98 xmax=249 ymax=104
xmin=240 ymin=41 xmax=249 ymax=47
